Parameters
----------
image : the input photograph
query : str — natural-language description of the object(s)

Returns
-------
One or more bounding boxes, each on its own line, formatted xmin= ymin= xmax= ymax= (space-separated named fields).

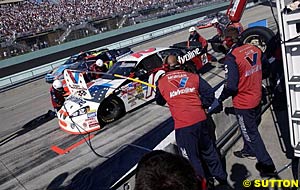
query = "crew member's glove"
xmin=207 ymin=99 xmax=223 ymax=114
xmin=224 ymin=107 xmax=235 ymax=115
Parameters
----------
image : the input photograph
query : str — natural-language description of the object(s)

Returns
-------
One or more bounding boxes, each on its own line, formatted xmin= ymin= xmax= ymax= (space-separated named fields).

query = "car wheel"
xmin=210 ymin=35 xmax=222 ymax=53
xmin=184 ymin=61 xmax=197 ymax=73
xmin=240 ymin=26 xmax=275 ymax=53
xmin=97 ymin=96 xmax=125 ymax=125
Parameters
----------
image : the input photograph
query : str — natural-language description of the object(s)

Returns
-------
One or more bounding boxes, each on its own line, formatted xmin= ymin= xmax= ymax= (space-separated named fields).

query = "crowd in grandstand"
xmin=0 ymin=0 xmax=175 ymax=40
xmin=0 ymin=0 xmax=224 ymax=59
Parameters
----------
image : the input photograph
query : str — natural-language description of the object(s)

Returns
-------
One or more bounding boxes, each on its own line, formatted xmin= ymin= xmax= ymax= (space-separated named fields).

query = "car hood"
xmin=88 ymin=78 xmax=126 ymax=102
xmin=62 ymin=97 xmax=87 ymax=116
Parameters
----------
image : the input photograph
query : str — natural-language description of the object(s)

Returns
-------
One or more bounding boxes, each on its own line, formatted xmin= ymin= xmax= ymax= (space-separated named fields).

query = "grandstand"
xmin=0 ymin=0 xmax=225 ymax=60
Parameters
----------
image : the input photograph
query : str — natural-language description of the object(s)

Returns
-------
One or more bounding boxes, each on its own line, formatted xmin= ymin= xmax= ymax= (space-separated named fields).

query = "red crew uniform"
xmin=156 ymin=69 xmax=227 ymax=183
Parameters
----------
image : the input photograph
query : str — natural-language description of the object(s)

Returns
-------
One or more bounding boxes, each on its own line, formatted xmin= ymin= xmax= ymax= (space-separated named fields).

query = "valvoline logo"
xmin=170 ymin=77 xmax=188 ymax=88
xmin=169 ymin=77 xmax=195 ymax=98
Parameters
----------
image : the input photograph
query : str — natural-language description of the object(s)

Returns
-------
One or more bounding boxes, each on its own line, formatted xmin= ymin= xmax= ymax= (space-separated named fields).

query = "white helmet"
xmin=189 ymin=26 xmax=196 ymax=33
xmin=53 ymin=80 xmax=63 ymax=90
xmin=95 ymin=59 xmax=104 ymax=67
xmin=211 ymin=18 xmax=218 ymax=24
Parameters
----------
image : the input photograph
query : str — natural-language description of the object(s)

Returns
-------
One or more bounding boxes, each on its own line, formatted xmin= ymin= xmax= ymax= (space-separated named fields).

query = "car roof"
xmin=118 ymin=47 xmax=170 ymax=62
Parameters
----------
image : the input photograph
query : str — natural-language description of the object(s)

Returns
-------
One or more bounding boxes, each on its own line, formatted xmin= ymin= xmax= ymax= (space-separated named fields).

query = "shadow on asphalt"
xmin=0 ymin=110 xmax=56 ymax=146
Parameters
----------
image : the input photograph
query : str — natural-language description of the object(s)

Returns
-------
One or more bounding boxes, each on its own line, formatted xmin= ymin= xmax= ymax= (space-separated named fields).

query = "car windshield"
xmin=63 ymin=56 xmax=78 ymax=65
xmin=102 ymin=61 xmax=137 ymax=79
xmin=68 ymin=61 xmax=82 ymax=69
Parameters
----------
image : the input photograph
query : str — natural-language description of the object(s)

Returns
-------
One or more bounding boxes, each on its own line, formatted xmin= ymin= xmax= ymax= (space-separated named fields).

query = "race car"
xmin=57 ymin=47 xmax=208 ymax=134
xmin=45 ymin=48 xmax=132 ymax=83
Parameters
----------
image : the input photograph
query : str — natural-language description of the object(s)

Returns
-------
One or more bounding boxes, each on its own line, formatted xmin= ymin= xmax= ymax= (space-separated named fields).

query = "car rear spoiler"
xmin=170 ymin=41 xmax=203 ymax=50
xmin=64 ymin=69 xmax=93 ymax=100
xmin=109 ymin=47 xmax=133 ymax=60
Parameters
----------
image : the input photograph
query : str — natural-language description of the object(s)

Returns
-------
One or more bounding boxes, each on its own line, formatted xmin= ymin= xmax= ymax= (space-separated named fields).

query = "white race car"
xmin=58 ymin=47 xmax=205 ymax=134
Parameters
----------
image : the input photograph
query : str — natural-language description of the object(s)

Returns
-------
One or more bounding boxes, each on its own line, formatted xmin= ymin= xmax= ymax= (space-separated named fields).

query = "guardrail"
xmin=0 ymin=0 xmax=264 ymax=90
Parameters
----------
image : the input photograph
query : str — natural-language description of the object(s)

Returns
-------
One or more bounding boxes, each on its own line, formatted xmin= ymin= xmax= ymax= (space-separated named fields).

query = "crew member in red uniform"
xmin=218 ymin=27 xmax=277 ymax=177
xmin=50 ymin=80 xmax=65 ymax=112
xmin=211 ymin=18 xmax=225 ymax=36
xmin=188 ymin=27 xmax=208 ymax=52
xmin=155 ymin=55 xmax=228 ymax=188
xmin=89 ymin=59 xmax=109 ymax=80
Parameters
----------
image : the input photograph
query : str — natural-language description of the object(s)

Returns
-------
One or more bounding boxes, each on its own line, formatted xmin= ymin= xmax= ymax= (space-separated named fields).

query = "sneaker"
xmin=207 ymin=178 xmax=215 ymax=190
xmin=233 ymin=150 xmax=256 ymax=159
xmin=255 ymin=162 xmax=278 ymax=177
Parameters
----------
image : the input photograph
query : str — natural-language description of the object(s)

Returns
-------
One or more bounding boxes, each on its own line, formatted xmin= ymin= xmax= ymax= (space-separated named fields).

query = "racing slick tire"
xmin=97 ymin=96 xmax=125 ymax=125
xmin=210 ymin=35 xmax=223 ymax=53
xmin=240 ymin=26 xmax=275 ymax=54
xmin=184 ymin=61 xmax=197 ymax=73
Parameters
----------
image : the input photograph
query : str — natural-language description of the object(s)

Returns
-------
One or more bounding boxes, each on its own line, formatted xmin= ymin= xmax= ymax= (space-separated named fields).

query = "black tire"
xmin=97 ymin=96 xmax=125 ymax=125
xmin=210 ymin=35 xmax=222 ymax=53
xmin=240 ymin=26 xmax=275 ymax=53
xmin=184 ymin=61 xmax=197 ymax=73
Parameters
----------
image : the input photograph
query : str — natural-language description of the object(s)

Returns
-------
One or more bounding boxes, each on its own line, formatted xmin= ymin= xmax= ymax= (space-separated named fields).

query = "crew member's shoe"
xmin=255 ymin=162 xmax=278 ymax=177
xmin=233 ymin=150 xmax=256 ymax=159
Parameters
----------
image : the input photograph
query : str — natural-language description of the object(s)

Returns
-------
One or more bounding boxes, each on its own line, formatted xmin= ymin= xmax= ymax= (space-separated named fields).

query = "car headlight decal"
xmin=71 ymin=106 xmax=90 ymax=117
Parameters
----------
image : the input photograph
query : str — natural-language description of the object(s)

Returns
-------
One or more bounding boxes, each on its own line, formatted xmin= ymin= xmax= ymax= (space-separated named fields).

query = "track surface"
xmin=0 ymin=5 xmax=285 ymax=190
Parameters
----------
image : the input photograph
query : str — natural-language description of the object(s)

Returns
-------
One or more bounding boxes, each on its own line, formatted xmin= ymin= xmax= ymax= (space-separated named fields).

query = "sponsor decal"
xmin=170 ymin=87 xmax=195 ymax=98
xmin=177 ymin=48 xmax=201 ymax=64
xmin=87 ymin=112 xmax=97 ymax=118
xmin=136 ymin=93 xmax=144 ymax=99
xmin=245 ymin=65 xmax=261 ymax=77
xmin=142 ymin=84 xmax=148 ymax=91
xmin=69 ymin=84 xmax=87 ymax=90
xmin=167 ymin=73 xmax=187 ymax=80
xmin=68 ymin=95 xmax=86 ymax=106
xmin=88 ymin=109 xmax=96 ymax=113
xmin=83 ymin=122 xmax=88 ymax=128
xmin=130 ymin=101 xmax=137 ymax=107
xmin=136 ymin=85 xmax=143 ymax=94
xmin=85 ymin=118 xmax=97 ymax=122
xmin=88 ymin=122 xmax=99 ymax=128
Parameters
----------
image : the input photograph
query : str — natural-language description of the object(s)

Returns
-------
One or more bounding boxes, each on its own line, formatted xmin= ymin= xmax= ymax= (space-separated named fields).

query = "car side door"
xmin=137 ymin=53 xmax=165 ymax=99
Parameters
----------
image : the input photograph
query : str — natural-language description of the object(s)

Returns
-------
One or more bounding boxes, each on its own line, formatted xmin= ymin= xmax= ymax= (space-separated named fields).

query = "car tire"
xmin=97 ymin=96 xmax=125 ymax=125
xmin=184 ymin=61 xmax=197 ymax=73
xmin=240 ymin=26 xmax=275 ymax=54
xmin=210 ymin=35 xmax=222 ymax=53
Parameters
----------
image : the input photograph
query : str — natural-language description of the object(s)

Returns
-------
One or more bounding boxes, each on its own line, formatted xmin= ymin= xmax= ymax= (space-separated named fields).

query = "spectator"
xmin=0 ymin=0 xmax=224 ymax=41
xmin=135 ymin=150 xmax=204 ymax=190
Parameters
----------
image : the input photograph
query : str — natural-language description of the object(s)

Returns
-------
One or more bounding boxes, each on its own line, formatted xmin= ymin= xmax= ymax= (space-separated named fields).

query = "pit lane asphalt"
xmin=0 ymin=5 xmax=284 ymax=190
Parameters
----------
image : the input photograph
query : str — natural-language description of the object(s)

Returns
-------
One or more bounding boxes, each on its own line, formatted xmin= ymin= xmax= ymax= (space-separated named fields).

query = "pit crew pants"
xmin=175 ymin=121 xmax=227 ymax=181
xmin=235 ymin=106 xmax=274 ymax=165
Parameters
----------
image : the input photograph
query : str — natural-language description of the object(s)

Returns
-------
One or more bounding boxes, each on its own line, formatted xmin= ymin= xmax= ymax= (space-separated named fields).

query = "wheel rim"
xmin=99 ymin=100 xmax=120 ymax=122
xmin=243 ymin=35 xmax=267 ymax=52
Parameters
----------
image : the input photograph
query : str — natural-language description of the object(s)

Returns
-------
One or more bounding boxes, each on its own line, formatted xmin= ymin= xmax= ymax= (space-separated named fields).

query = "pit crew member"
xmin=217 ymin=27 xmax=277 ymax=177
xmin=50 ymin=80 xmax=65 ymax=112
xmin=188 ymin=27 xmax=208 ymax=53
xmin=155 ymin=55 xmax=228 ymax=187
xmin=89 ymin=59 xmax=112 ymax=79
